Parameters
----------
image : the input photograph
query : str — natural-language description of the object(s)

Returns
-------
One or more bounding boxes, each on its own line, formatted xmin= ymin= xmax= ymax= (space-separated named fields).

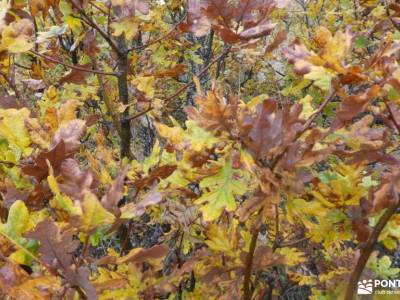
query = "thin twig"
xmin=78 ymin=235 xmax=90 ymax=266
xmin=119 ymin=221 xmax=133 ymax=256
xmin=127 ymin=13 xmax=187 ymax=52
xmin=0 ymin=71 xmax=21 ymax=99
xmin=30 ymin=50 xmax=117 ymax=76
xmin=0 ymin=160 xmax=19 ymax=167
xmin=273 ymin=204 xmax=280 ymax=250
xmin=344 ymin=200 xmax=400 ymax=299
xmin=386 ymin=3 xmax=400 ymax=31
xmin=243 ymin=225 xmax=261 ymax=300
xmin=384 ymin=98 xmax=400 ymax=134
xmin=277 ymin=237 xmax=309 ymax=248
xmin=70 ymin=1 xmax=120 ymax=54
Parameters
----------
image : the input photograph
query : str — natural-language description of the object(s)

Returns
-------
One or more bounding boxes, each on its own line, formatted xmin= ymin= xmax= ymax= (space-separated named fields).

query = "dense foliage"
xmin=1 ymin=0 xmax=400 ymax=299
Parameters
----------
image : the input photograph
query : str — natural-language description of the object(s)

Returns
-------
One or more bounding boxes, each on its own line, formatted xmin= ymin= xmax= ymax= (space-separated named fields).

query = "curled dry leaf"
xmin=51 ymin=119 xmax=86 ymax=154
xmin=101 ymin=166 xmax=129 ymax=215
xmin=25 ymin=220 xmax=97 ymax=299
xmin=120 ymin=188 xmax=162 ymax=219
xmin=59 ymin=158 xmax=94 ymax=201
xmin=181 ymin=0 xmax=277 ymax=43
xmin=240 ymin=99 xmax=303 ymax=161
xmin=117 ymin=244 xmax=169 ymax=264
xmin=22 ymin=140 xmax=69 ymax=182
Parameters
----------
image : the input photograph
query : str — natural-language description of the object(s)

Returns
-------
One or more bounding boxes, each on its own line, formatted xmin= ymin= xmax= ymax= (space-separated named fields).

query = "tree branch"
xmin=127 ymin=13 xmax=187 ymax=52
xmin=345 ymin=200 xmax=400 ymax=299
xmin=30 ymin=50 xmax=117 ymax=76
xmin=0 ymin=71 xmax=21 ymax=99
xmin=70 ymin=1 xmax=120 ymax=54
xmin=243 ymin=225 xmax=261 ymax=300
xmin=384 ymin=98 xmax=400 ymax=134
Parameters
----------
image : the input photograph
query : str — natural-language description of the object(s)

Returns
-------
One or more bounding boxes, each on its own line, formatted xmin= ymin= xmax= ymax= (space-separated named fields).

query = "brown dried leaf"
xmin=59 ymin=65 xmax=92 ymax=84
xmin=239 ymin=21 xmax=276 ymax=39
xmin=59 ymin=158 xmax=94 ymax=201
xmin=51 ymin=119 xmax=86 ymax=154
xmin=186 ymin=88 xmax=239 ymax=134
xmin=120 ymin=188 xmax=162 ymax=218
xmin=117 ymin=244 xmax=169 ymax=264
xmin=332 ymin=85 xmax=381 ymax=130
xmin=240 ymin=99 xmax=303 ymax=161
xmin=25 ymin=220 xmax=79 ymax=270
xmin=265 ymin=29 xmax=287 ymax=53
xmin=251 ymin=245 xmax=284 ymax=271
xmin=132 ymin=165 xmax=177 ymax=189
xmin=25 ymin=220 xmax=97 ymax=299
xmin=101 ymin=166 xmax=128 ymax=214
xmin=22 ymin=140 xmax=70 ymax=182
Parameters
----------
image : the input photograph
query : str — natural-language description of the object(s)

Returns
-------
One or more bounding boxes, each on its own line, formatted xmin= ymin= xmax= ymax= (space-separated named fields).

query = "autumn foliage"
xmin=1 ymin=0 xmax=400 ymax=299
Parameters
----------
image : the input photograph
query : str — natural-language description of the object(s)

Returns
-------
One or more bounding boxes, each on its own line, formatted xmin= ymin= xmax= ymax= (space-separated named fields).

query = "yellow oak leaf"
xmin=132 ymin=76 xmax=155 ymax=98
xmin=0 ymin=108 xmax=32 ymax=156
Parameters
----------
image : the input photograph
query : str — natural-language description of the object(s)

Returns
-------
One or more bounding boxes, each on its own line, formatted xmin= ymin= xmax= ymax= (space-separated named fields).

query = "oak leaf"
xmin=101 ymin=166 xmax=128 ymax=214
xmin=25 ymin=220 xmax=97 ymax=299
xmin=195 ymin=162 xmax=248 ymax=221
xmin=59 ymin=158 xmax=94 ymax=201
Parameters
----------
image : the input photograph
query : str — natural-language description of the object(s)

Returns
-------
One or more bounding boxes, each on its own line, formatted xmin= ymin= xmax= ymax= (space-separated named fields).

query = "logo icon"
xmin=358 ymin=279 xmax=373 ymax=295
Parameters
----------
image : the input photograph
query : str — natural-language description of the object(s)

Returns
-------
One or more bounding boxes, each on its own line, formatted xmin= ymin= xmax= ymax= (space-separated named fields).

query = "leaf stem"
xmin=0 ymin=71 xmax=21 ymax=99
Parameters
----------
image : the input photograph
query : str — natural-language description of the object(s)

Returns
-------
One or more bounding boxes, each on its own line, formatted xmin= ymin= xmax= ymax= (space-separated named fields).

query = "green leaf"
xmin=185 ymin=120 xmax=219 ymax=151
xmin=0 ymin=108 xmax=32 ymax=156
xmin=0 ymin=200 xmax=36 ymax=265
xmin=354 ymin=36 xmax=368 ymax=49
xmin=368 ymin=254 xmax=400 ymax=279
xmin=388 ymin=87 xmax=400 ymax=101
xmin=299 ymin=95 xmax=316 ymax=119
xmin=277 ymin=247 xmax=306 ymax=266
xmin=80 ymin=192 xmax=115 ymax=232
xmin=361 ymin=176 xmax=378 ymax=189
xmin=0 ymin=200 xmax=30 ymax=239
xmin=319 ymin=171 xmax=338 ymax=185
xmin=304 ymin=66 xmax=333 ymax=91
xmin=195 ymin=163 xmax=248 ymax=221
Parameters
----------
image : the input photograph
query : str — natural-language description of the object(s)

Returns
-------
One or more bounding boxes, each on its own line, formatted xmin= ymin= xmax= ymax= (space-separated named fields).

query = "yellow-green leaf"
xmin=80 ymin=192 xmax=115 ymax=232
xmin=0 ymin=200 xmax=31 ymax=239
xmin=0 ymin=108 xmax=32 ymax=156
xmin=304 ymin=66 xmax=333 ymax=91
xmin=195 ymin=163 xmax=248 ymax=221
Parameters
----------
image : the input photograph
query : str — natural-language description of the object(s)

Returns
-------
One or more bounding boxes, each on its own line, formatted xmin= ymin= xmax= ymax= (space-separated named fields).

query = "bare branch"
xmin=127 ymin=13 xmax=187 ymax=52
xmin=345 ymin=200 xmax=400 ymax=299
xmin=70 ymin=1 xmax=120 ymax=54
xmin=30 ymin=50 xmax=117 ymax=76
